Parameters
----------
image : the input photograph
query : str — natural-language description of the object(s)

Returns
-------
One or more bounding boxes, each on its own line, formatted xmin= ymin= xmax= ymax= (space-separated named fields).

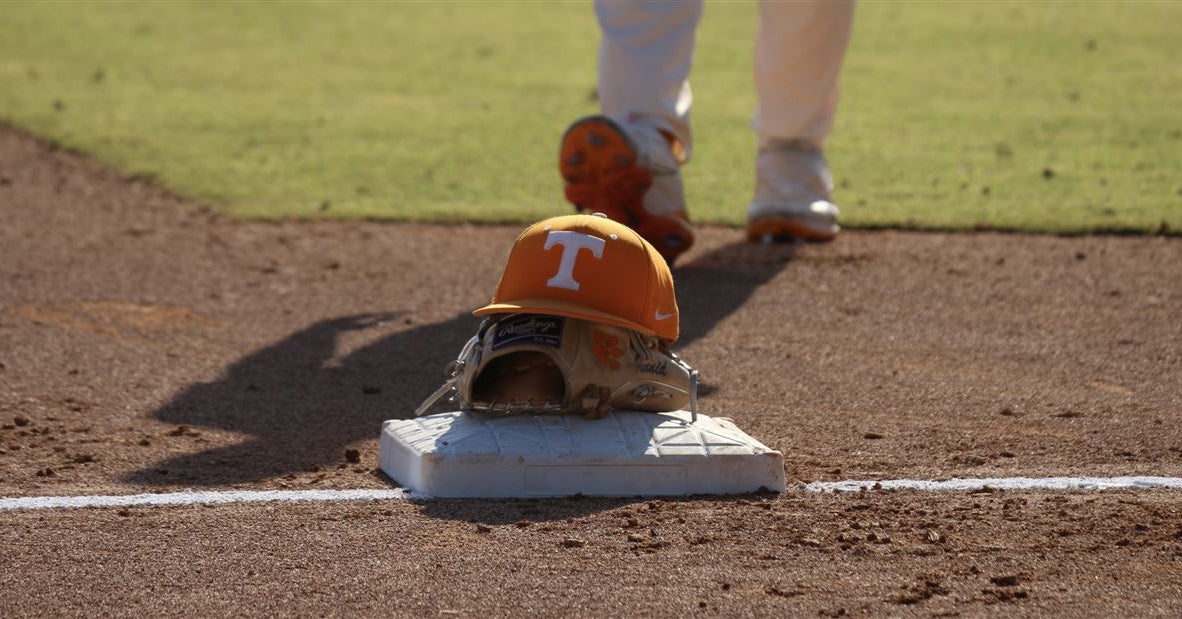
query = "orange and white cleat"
xmin=559 ymin=115 xmax=695 ymax=264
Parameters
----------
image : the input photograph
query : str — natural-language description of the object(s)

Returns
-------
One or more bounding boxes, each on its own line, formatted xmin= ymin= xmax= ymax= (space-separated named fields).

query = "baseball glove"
xmin=416 ymin=312 xmax=699 ymax=420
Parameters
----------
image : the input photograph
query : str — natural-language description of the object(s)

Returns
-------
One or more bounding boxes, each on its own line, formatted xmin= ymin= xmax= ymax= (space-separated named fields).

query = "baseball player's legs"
xmin=748 ymin=0 xmax=855 ymax=242
xmin=560 ymin=1 xmax=701 ymax=264
xmin=595 ymin=0 xmax=700 ymax=159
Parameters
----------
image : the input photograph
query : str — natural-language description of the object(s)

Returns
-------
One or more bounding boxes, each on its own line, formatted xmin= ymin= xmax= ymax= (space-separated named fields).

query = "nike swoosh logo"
xmin=654 ymin=310 xmax=675 ymax=321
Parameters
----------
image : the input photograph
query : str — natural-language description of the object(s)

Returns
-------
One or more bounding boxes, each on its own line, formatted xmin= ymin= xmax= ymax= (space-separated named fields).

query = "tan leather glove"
xmin=416 ymin=313 xmax=698 ymax=420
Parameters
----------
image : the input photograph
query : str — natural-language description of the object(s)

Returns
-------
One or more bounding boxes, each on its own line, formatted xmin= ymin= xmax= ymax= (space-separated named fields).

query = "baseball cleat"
xmin=746 ymin=140 xmax=840 ymax=243
xmin=560 ymin=115 xmax=694 ymax=264
xmin=747 ymin=202 xmax=839 ymax=243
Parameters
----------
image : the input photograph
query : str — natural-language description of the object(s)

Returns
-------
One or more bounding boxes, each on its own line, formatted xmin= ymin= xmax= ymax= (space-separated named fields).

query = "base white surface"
xmin=380 ymin=410 xmax=786 ymax=498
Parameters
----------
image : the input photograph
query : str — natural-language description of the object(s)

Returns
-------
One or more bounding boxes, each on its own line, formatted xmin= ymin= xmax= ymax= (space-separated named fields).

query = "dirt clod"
xmin=765 ymin=586 xmax=800 ymax=598
xmin=990 ymin=575 xmax=1021 ymax=587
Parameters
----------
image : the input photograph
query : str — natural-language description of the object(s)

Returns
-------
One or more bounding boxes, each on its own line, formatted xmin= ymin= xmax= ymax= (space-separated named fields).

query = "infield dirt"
xmin=1 ymin=124 xmax=1180 ymax=616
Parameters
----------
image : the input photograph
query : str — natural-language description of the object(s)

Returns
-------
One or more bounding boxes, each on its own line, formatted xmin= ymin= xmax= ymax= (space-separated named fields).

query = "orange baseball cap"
xmin=474 ymin=213 xmax=680 ymax=341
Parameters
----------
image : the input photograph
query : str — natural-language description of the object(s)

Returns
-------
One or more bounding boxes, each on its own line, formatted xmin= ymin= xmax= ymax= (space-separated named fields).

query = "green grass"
xmin=1 ymin=2 xmax=1179 ymax=234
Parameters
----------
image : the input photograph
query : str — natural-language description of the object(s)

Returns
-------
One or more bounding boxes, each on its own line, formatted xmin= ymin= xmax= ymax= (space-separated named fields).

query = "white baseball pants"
xmin=594 ymin=0 xmax=855 ymax=160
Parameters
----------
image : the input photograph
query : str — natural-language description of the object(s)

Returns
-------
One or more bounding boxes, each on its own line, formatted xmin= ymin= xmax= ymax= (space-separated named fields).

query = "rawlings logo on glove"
xmin=491 ymin=314 xmax=564 ymax=351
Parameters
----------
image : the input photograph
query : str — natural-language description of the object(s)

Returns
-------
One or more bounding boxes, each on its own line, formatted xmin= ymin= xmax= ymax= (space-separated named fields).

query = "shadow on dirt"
xmin=414 ymin=491 xmax=779 ymax=524
xmin=123 ymin=312 xmax=479 ymax=487
xmin=674 ymin=240 xmax=797 ymax=347
xmin=674 ymin=240 xmax=797 ymax=398
xmin=124 ymin=240 xmax=795 ymax=488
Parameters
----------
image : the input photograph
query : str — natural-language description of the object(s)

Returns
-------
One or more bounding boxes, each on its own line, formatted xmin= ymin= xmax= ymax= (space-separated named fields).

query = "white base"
xmin=379 ymin=410 xmax=785 ymax=498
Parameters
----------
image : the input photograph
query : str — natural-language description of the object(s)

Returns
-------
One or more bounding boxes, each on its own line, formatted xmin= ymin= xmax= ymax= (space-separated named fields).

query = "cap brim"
xmin=473 ymin=298 xmax=656 ymax=337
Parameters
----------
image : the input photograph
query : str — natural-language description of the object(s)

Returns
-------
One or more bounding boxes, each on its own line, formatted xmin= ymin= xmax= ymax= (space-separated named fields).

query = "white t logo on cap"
xmin=544 ymin=230 xmax=605 ymax=291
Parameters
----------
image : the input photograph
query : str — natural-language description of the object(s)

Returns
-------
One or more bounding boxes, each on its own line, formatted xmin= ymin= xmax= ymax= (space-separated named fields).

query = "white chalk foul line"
xmin=3 ymin=476 xmax=1182 ymax=511
xmin=805 ymin=475 xmax=1182 ymax=493
xmin=0 ymin=488 xmax=414 ymax=512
